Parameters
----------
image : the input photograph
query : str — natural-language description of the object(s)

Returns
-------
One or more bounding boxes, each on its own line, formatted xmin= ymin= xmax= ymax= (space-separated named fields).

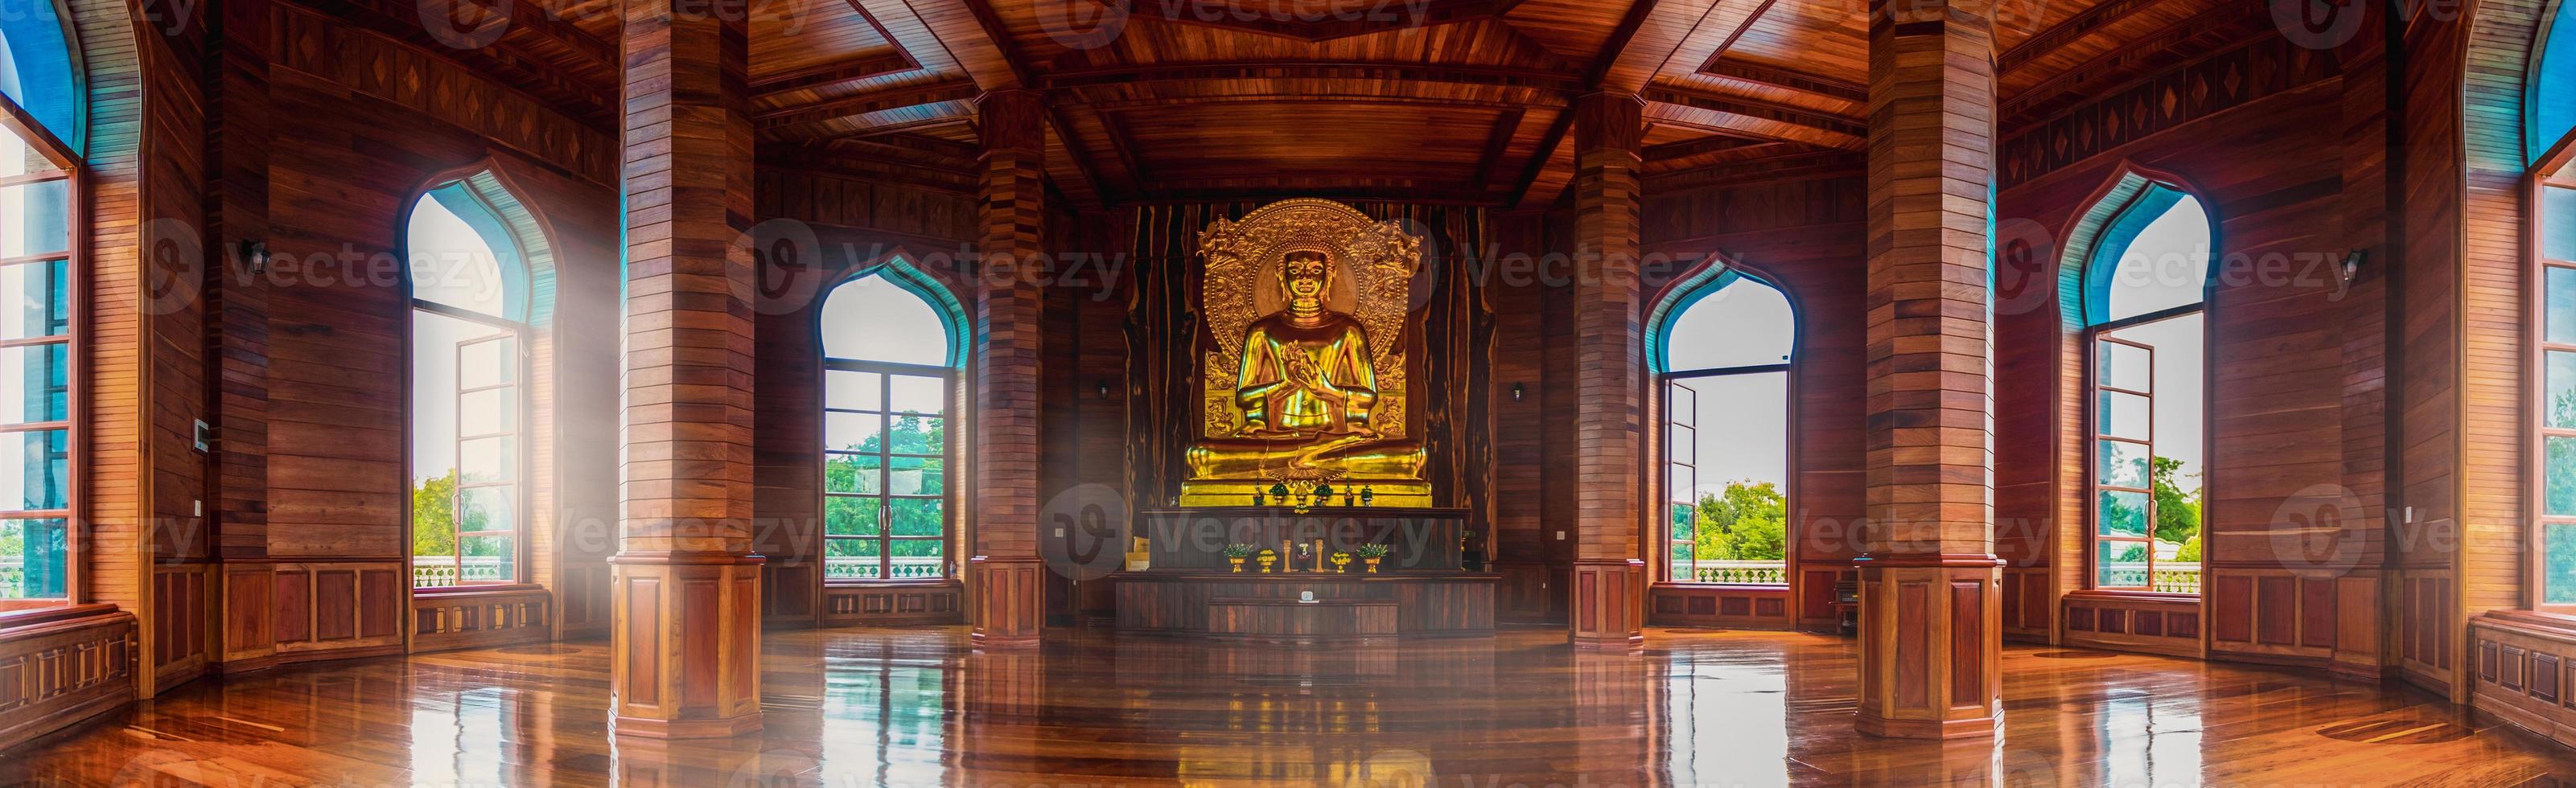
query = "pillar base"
xmin=971 ymin=556 xmax=1046 ymax=647
xmin=1569 ymin=558 xmax=1645 ymax=650
xmin=609 ymin=552 xmax=764 ymax=739
xmin=1854 ymin=556 xmax=2002 ymax=739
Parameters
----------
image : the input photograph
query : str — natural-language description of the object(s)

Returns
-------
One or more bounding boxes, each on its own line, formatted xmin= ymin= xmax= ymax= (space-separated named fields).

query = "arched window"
xmin=406 ymin=174 xmax=548 ymax=589
xmin=0 ymin=7 xmax=80 ymax=605
xmin=2079 ymin=185 xmax=2211 ymax=593
xmin=2533 ymin=7 xmax=2576 ymax=607
xmin=818 ymin=263 xmax=963 ymax=581
xmin=1649 ymin=265 xmax=1796 ymax=585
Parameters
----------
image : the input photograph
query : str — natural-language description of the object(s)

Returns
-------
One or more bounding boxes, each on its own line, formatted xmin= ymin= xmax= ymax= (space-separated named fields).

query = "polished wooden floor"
xmin=6 ymin=626 xmax=2575 ymax=786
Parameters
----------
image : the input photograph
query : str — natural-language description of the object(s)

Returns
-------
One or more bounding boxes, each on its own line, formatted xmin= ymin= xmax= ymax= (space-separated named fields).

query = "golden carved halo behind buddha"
xmin=1183 ymin=199 xmax=1430 ymax=507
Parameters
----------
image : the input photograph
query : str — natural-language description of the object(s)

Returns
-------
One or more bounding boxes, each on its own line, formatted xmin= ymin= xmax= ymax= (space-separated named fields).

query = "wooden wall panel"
xmin=0 ymin=608 xmax=136 ymax=752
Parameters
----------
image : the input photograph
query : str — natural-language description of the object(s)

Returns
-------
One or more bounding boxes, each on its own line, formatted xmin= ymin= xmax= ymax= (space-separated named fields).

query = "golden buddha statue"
xmin=1186 ymin=249 xmax=1427 ymax=482
xmin=1179 ymin=199 xmax=1433 ymax=508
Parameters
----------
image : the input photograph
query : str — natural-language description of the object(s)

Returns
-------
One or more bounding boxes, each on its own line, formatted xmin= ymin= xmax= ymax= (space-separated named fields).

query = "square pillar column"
xmin=1854 ymin=0 xmax=2002 ymax=739
xmin=611 ymin=0 xmax=763 ymax=739
xmin=969 ymin=89 xmax=1048 ymax=647
xmin=1568 ymin=91 xmax=1648 ymax=650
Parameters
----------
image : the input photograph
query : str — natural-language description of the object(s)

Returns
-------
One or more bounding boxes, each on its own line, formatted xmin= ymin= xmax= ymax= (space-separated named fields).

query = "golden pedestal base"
xmin=1177 ymin=479 xmax=1432 ymax=508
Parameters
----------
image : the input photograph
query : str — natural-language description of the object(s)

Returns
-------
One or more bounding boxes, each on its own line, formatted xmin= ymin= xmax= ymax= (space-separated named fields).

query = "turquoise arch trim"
xmin=0 ymin=0 xmax=83 ymax=153
xmin=1645 ymin=261 xmax=1796 ymax=375
xmin=422 ymin=179 xmax=545 ymax=326
xmin=2533 ymin=0 xmax=2576 ymax=164
xmin=839 ymin=257 xmax=969 ymax=369
xmin=2081 ymin=185 xmax=2189 ymax=326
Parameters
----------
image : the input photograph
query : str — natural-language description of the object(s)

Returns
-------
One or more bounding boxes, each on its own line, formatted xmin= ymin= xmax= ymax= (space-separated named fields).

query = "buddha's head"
xmin=1280 ymin=249 xmax=1333 ymax=304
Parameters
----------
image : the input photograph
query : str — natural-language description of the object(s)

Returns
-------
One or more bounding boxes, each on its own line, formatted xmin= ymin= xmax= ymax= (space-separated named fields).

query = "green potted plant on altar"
xmin=1354 ymin=543 xmax=1389 ymax=573
xmin=1223 ymin=543 xmax=1257 ymax=573
xmin=1256 ymin=548 xmax=1279 ymax=573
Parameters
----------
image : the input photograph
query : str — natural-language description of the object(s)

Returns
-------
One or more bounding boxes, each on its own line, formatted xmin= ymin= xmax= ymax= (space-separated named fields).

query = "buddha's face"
xmin=1283 ymin=252 xmax=1330 ymax=301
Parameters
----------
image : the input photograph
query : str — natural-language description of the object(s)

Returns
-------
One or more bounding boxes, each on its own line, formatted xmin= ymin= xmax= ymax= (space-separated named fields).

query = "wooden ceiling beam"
xmin=1640 ymin=133 xmax=1770 ymax=162
xmin=1041 ymin=60 xmax=1588 ymax=93
xmin=1641 ymin=85 xmax=1864 ymax=149
xmin=1588 ymin=0 xmax=1729 ymax=93
xmin=1045 ymin=107 xmax=1111 ymax=207
xmin=751 ymin=51 xmax=922 ymax=98
xmin=1131 ymin=0 xmax=1512 ymax=43
xmin=1471 ymin=108 xmax=1529 ymax=191
xmin=879 ymin=0 xmax=1030 ymax=89
xmin=1997 ymin=0 xmax=2170 ymax=76
xmin=756 ymin=79 xmax=984 ymax=135
xmin=1697 ymin=60 xmax=1866 ymax=103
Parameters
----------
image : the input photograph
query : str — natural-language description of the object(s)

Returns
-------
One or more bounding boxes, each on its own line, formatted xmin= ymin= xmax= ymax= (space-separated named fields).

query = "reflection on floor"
xmin=6 ymin=626 xmax=2575 ymax=786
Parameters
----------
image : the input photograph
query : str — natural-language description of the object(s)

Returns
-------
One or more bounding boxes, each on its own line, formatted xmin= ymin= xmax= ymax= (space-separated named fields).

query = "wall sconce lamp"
xmin=2340 ymin=250 xmax=2365 ymax=284
xmin=237 ymin=240 xmax=271 ymax=275
xmin=1511 ymin=383 xmax=1526 ymax=402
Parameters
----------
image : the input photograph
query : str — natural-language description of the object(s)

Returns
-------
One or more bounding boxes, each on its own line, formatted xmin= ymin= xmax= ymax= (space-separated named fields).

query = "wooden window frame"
xmin=405 ymin=189 xmax=534 ymax=590
xmin=2528 ymin=128 xmax=2576 ymax=613
xmin=2080 ymin=287 xmax=2207 ymax=594
xmin=0 ymin=94 xmax=80 ymax=612
xmin=821 ymin=358 xmax=956 ymax=583
xmin=1656 ymin=362 xmax=1795 ymax=586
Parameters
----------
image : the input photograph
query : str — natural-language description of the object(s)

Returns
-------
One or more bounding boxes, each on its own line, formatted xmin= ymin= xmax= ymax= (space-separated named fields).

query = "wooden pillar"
xmin=1854 ymin=0 xmax=2002 ymax=739
xmin=969 ymin=89 xmax=1047 ymax=647
xmin=611 ymin=0 xmax=763 ymax=739
xmin=1567 ymin=91 xmax=1646 ymax=650
xmin=205 ymin=0 xmax=276 ymax=671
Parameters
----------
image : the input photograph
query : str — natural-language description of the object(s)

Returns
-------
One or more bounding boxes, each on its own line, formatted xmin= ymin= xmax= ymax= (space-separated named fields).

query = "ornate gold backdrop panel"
xmin=1198 ymin=198 xmax=1422 ymax=440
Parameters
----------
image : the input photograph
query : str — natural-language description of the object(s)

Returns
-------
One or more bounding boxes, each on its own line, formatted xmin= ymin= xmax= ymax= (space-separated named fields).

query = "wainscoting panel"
xmin=822 ymin=582 xmax=964 ymax=626
xmin=1648 ymin=584 xmax=1791 ymax=630
xmin=413 ymin=586 xmax=555 ymax=653
xmin=0 ymin=606 xmax=136 ymax=751
xmin=2063 ymin=593 xmax=2200 ymax=658
xmin=272 ymin=562 xmax=405 ymax=659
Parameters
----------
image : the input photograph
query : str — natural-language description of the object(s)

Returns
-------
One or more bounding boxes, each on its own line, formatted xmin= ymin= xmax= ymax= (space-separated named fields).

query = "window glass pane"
xmin=0 ymin=343 xmax=69 ymax=423
xmin=1661 ymin=276 xmax=1795 ymax=371
xmin=2549 ymin=524 xmax=2576 ymax=605
xmin=1671 ymin=543 xmax=1692 ymax=564
xmin=2097 ymin=440 xmax=2150 ymax=489
xmin=2551 ymin=352 xmax=2576 ymax=429
xmin=820 ymin=273 xmax=953 ymax=366
xmin=2550 ymin=437 xmax=2576 ymax=516
xmin=458 ymin=336 xmax=516 ymax=389
xmin=2097 ymin=391 xmax=2150 ymax=440
xmin=825 ymin=538 xmax=882 ymax=580
xmin=459 ymin=387 xmax=515 ymax=436
xmin=2096 ymin=341 xmax=2151 ymax=392
xmin=2551 ymin=267 xmax=2576 ymax=345
xmin=2549 ymin=187 xmax=2576 ymax=262
xmin=826 ymin=453 xmax=882 ymax=495
xmin=0 ymin=179 xmax=69 ymax=257
xmin=826 ymin=496 xmax=881 ymax=536
xmin=455 ymin=486 xmax=515 ymax=535
xmin=888 ymin=416 xmax=942 ymax=455
xmin=408 ymin=192 xmax=514 ymax=318
xmin=2103 ymin=194 xmax=2210 ymax=321
xmin=1667 ymin=422 xmax=1694 ymax=465
xmin=825 ymin=412 xmax=882 ymax=454
xmin=1671 ymin=503 xmax=1694 ymax=541
xmin=890 ymin=498 xmax=943 ymax=536
xmin=2097 ymin=490 xmax=2149 ymax=537
xmin=889 ymin=376 xmax=945 ymax=415
xmin=825 ymin=370 xmax=881 ymax=411
xmin=0 ymin=258 xmax=69 ymax=340
xmin=459 ymin=535 xmax=514 ymax=582
xmin=2097 ymin=540 xmax=2150 ymax=587
xmin=458 ymin=436 xmax=515 ymax=484
xmin=888 ymin=456 xmax=943 ymax=495
xmin=0 ymin=518 xmax=68 ymax=598
xmin=890 ymin=539 xmax=944 ymax=578
xmin=0 ymin=429 xmax=68 ymax=511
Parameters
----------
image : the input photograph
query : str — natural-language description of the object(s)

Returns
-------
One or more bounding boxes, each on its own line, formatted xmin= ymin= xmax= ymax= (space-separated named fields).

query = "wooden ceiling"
xmin=319 ymin=0 xmax=2276 ymax=208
